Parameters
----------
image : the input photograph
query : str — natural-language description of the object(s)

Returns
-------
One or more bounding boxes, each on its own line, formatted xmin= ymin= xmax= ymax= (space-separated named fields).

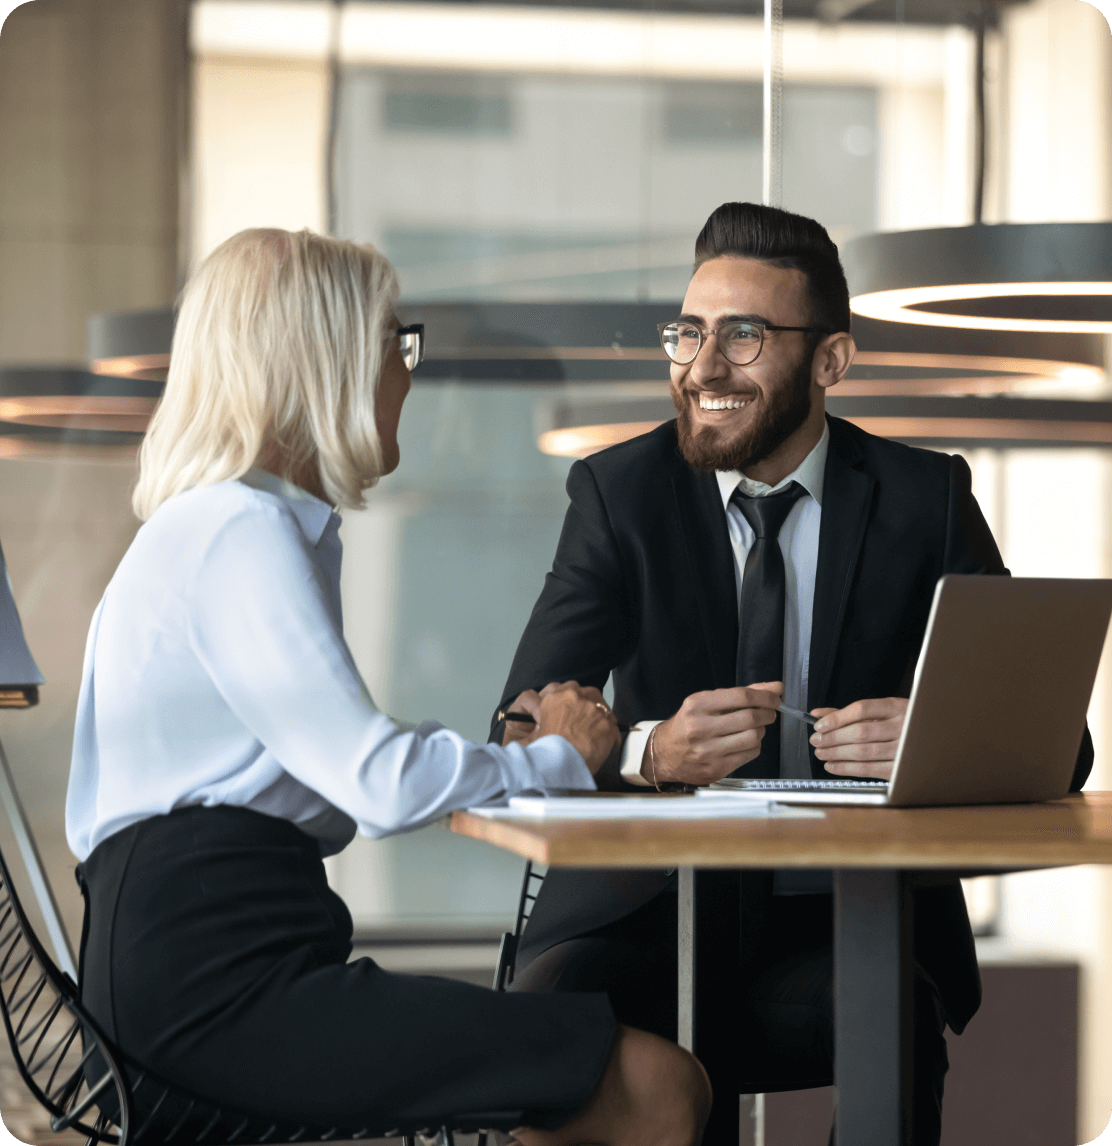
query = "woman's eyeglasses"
xmin=396 ymin=323 xmax=425 ymax=372
xmin=657 ymin=319 xmax=829 ymax=367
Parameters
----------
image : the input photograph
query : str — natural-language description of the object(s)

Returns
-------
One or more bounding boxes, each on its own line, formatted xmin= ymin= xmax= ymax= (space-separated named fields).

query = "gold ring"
xmin=595 ymin=702 xmax=611 ymax=715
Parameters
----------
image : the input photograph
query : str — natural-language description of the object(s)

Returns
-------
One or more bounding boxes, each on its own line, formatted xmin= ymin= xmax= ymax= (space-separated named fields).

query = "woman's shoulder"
xmin=137 ymin=479 xmax=310 ymax=576
xmin=151 ymin=478 xmax=301 ymax=534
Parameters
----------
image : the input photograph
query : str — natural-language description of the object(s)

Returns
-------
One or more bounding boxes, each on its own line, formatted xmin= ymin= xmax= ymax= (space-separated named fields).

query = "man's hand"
xmin=645 ymin=684 xmax=782 ymax=787
xmin=810 ymin=697 xmax=909 ymax=780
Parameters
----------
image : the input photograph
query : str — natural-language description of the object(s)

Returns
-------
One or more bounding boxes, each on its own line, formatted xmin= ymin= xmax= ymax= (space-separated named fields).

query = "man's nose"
xmin=687 ymin=331 xmax=730 ymax=385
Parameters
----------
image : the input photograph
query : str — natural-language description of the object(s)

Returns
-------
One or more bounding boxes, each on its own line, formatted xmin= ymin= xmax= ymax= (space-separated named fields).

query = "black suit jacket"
xmin=494 ymin=415 xmax=1094 ymax=1034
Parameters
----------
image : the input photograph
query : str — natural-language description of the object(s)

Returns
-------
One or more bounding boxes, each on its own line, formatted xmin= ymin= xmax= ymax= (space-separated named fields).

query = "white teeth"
xmin=698 ymin=396 xmax=749 ymax=411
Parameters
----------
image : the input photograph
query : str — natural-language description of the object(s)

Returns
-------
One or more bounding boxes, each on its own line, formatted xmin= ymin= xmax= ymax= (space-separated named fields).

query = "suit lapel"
xmin=809 ymin=417 xmax=875 ymax=708
xmin=671 ymin=457 xmax=738 ymax=689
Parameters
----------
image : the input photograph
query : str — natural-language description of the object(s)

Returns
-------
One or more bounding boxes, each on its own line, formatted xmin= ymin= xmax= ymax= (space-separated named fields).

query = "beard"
xmin=674 ymin=351 xmax=814 ymax=473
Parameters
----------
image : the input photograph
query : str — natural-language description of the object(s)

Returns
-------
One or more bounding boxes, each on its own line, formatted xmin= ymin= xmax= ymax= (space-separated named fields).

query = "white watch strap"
xmin=619 ymin=721 xmax=662 ymax=787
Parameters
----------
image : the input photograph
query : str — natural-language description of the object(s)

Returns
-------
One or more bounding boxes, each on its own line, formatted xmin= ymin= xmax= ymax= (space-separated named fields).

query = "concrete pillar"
xmin=0 ymin=0 xmax=185 ymax=950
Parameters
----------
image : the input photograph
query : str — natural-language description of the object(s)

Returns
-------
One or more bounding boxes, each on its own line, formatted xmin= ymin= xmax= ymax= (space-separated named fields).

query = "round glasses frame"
xmin=396 ymin=323 xmax=425 ymax=373
xmin=657 ymin=319 xmax=831 ymax=367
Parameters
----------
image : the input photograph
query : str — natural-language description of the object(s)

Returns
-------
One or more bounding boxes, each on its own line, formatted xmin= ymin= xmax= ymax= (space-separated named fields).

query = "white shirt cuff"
xmin=619 ymin=721 xmax=663 ymax=787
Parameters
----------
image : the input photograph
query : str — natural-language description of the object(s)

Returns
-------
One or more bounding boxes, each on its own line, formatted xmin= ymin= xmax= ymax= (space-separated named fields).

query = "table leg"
xmin=678 ymin=867 xmax=748 ymax=1146
xmin=833 ymin=869 xmax=913 ymax=1146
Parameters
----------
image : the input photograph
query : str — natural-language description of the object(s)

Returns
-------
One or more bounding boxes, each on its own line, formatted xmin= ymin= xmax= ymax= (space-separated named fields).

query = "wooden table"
xmin=453 ymin=792 xmax=1112 ymax=1146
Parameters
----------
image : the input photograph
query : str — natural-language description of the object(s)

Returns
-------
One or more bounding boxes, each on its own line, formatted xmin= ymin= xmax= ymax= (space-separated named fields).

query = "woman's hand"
xmin=536 ymin=681 xmax=620 ymax=774
xmin=501 ymin=682 xmax=619 ymax=773
xmin=502 ymin=690 xmax=544 ymax=747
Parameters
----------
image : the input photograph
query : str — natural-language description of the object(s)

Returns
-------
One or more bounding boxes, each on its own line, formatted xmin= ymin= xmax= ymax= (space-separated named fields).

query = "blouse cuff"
xmin=509 ymin=733 xmax=596 ymax=794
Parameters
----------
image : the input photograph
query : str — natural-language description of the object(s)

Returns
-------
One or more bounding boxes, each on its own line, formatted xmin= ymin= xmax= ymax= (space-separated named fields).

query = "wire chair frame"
xmin=492 ymin=862 xmax=544 ymax=993
xmin=0 ymin=841 xmax=521 ymax=1146
xmin=0 ymin=845 xmax=132 ymax=1144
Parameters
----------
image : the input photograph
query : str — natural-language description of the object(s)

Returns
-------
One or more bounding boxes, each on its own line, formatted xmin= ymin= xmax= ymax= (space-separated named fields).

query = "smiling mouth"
xmin=696 ymin=394 xmax=753 ymax=411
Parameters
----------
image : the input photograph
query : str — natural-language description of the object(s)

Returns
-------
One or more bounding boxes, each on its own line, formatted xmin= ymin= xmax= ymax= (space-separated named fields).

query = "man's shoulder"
xmin=828 ymin=414 xmax=956 ymax=488
xmin=576 ymin=420 xmax=683 ymax=488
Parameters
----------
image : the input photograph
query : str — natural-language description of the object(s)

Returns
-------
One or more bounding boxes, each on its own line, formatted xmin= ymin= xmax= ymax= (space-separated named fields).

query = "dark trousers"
xmin=511 ymin=889 xmax=950 ymax=1146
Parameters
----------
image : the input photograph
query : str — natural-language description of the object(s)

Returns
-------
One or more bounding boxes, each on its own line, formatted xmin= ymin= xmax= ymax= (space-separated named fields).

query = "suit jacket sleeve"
xmin=491 ymin=461 xmax=637 ymax=782
xmin=941 ymin=453 xmax=1093 ymax=790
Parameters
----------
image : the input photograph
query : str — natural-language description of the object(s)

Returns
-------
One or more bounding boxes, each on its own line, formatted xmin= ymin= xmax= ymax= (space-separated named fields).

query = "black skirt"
xmin=77 ymin=805 xmax=616 ymax=1131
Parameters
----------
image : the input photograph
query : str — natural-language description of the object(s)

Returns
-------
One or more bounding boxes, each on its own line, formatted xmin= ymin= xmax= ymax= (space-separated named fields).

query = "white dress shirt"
xmin=620 ymin=424 xmax=829 ymax=785
xmin=66 ymin=470 xmax=595 ymax=863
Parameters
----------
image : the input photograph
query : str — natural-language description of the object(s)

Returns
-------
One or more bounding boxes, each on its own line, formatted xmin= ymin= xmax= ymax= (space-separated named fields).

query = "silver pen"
xmin=777 ymin=702 xmax=819 ymax=726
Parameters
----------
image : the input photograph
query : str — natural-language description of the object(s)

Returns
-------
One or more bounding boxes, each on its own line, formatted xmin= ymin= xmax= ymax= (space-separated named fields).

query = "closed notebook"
xmin=0 ymin=540 xmax=43 ymax=708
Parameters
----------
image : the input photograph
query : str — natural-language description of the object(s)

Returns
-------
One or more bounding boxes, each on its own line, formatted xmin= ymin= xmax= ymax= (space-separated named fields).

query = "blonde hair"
xmin=133 ymin=228 xmax=399 ymax=519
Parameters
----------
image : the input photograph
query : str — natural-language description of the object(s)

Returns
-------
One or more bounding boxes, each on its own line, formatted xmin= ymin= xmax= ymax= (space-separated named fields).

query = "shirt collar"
xmin=715 ymin=421 xmax=830 ymax=511
xmin=238 ymin=468 xmax=337 ymax=546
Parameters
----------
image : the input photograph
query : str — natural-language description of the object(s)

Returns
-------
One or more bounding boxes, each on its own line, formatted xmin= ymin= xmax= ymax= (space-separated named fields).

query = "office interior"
xmin=0 ymin=0 xmax=1111 ymax=1141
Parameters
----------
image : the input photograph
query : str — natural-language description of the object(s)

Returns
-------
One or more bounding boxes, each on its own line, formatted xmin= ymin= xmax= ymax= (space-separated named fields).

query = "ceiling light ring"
xmin=844 ymin=223 xmax=1112 ymax=333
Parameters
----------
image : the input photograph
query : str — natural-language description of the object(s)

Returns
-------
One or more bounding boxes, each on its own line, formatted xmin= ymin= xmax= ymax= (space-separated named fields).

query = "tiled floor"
xmin=0 ymin=1052 xmax=84 ymax=1146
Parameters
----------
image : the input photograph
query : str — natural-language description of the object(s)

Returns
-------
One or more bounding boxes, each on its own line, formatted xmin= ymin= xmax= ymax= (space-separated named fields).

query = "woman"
xmin=66 ymin=228 xmax=710 ymax=1146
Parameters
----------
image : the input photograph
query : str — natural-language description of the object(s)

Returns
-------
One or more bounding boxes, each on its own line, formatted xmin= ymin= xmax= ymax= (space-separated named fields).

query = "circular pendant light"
xmin=843 ymin=222 xmax=1112 ymax=333
xmin=88 ymin=307 xmax=174 ymax=382
xmin=0 ymin=367 xmax=160 ymax=460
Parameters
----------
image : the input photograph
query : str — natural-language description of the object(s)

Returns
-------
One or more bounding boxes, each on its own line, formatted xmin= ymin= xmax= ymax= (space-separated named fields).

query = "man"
xmin=493 ymin=202 xmax=1093 ymax=1145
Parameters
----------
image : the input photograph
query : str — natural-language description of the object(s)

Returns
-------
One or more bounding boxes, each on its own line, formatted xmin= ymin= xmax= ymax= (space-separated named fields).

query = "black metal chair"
xmin=492 ymin=862 xmax=543 ymax=992
xmin=0 ymin=742 xmax=520 ymax=1146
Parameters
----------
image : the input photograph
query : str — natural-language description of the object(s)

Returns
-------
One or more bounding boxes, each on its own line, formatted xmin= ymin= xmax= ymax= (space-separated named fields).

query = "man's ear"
xmin=813 ymin=332 xmax=856 ymax=391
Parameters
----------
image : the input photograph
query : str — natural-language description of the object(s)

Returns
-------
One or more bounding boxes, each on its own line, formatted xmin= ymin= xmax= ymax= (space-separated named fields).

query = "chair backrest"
xmin=0 ymin=827 xmax=132 ymax=1143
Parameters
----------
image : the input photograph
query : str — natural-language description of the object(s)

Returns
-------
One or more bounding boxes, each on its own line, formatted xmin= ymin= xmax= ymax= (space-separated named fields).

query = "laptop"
xmin=709 ymin=575 xmax=1112 ymax=807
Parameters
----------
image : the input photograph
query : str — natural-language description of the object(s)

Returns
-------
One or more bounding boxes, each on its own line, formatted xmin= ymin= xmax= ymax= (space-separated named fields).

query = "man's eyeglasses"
xmin=396 ymin=323 xmax=425 ymax=372
xmin=657 ymin=320 xmax=830 ymax=367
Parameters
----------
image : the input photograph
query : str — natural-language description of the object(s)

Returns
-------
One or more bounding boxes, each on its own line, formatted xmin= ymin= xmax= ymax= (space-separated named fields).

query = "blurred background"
xmin=1 ymin=0 xmax=1111 ymax=1141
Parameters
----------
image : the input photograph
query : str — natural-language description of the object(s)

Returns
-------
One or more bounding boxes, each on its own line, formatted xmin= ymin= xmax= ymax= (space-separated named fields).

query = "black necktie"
xmin=732 ymin=481 xmax=807 ymax=778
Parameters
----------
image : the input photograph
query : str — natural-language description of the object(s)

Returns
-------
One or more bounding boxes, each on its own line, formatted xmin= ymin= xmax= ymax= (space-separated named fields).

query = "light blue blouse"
xmin=66 ymin=470 xmax=593 ymax=862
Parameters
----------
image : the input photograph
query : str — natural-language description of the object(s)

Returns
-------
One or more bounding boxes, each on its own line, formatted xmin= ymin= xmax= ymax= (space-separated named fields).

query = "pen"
xmin=498 ymin=709 xmax=632 ymax=734
xmin=777 ymin=702 xmax=819 ymax=726
xmin=506 ymin=706 xmax=817 ymax=726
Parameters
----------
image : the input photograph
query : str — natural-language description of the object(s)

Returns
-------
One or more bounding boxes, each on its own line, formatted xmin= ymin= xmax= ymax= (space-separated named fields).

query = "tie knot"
xmin=732 ymin=481 xmax=806 ymax=538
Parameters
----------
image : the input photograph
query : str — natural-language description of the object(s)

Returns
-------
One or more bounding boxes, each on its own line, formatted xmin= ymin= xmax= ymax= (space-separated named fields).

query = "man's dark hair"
xmin=694 ymin=202 xmax=851 ymax=334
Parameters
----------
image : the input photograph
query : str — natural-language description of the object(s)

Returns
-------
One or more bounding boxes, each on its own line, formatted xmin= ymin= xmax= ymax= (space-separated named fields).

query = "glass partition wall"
xmin=112 ymin=4 xmax=1112 ymax=1129
xmin=0 ymin=0 xmax=1105 ymax=1131
xmin=2 ymin=0 xmax=1111 ymax=1135
xmin=310 ymin=6 xmax=894 ymax=931
xmin=320 ymin=54 xmax=877 ymax=931
xmin=190 ymin=0 xmax=1111 ymax=961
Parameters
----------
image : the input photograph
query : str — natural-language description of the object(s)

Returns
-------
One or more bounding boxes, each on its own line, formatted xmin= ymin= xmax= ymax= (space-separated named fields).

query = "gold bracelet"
xmin=648 ymin=723 xmax=662 ymax=792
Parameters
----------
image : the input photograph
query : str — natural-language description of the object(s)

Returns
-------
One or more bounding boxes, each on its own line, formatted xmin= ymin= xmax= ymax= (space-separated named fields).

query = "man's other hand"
xmin=810 ymin=697 xmax=909 ymax=780
xmin=645 ymin=684 xmax=782 ymax=786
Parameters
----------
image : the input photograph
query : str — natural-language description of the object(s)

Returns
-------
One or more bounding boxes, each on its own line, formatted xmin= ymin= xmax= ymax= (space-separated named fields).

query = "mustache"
xmin=677 ymin=385 xmax=761 ymax=402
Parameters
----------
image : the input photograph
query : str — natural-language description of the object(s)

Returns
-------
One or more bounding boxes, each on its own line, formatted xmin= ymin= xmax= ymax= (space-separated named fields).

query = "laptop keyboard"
xmin=715 ymin=778 xmax=889 ymax=792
